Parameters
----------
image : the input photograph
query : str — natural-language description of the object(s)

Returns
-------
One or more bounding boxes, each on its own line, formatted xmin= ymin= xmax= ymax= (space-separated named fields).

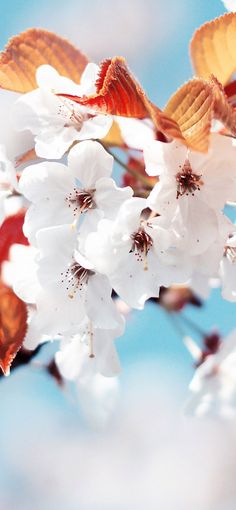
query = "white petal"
xmin=94 ymin=177 xmax=133 ymax=218
xmin=19 ymin=161 xmax=73 ymax=202
xmin=68 ymin=140 xmax=113 ymax=188
xmin=144 ymin=139 xmax=187 ymax=177
xmin=23 ymin=199 xmax=74 ymax=245
xmin=77 ymin=114 xmax=113 ymax=142
xmin=110 ymin=249 xmax=161 ymax=309
xmin=86 ymin=274 xmax=122 ymax=329
xmin=56 ymin=336 xmax=86 ymax=380
xmin=115 ymin=117 xmax=155 ymax=150
xmin=94 ymin=328 xmax=121 ymax=376
xmin=80 ymin=63 xmax=100 ymax=94
xmin=114 ymin=197 xmax=147 ymax=233
xmin=35 ymin=125 xmax=81 ymax=159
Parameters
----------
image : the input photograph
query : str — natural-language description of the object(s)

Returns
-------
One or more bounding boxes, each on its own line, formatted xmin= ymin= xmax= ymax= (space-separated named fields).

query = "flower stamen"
xmin=88 ymin=321 xmax=95 ymax=359
xmin=176 ymin=159 xmax=203 ymax=199
xmin=65 ymin=187 xmax=96 ymax=216
xmin=57 ymin=98 xmax=95 ymax=131
xmin=61 ymin=260 xmax=95 ymax=299
xmin=130 ymin=228 xmax=153 ymax=271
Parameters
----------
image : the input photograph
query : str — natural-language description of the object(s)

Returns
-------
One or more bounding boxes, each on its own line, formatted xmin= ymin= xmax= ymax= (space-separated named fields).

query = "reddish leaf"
xmin=0 ymin=211 xmax=28 ymax=267
xmin=59 ymin=56 xmax=187 ymax=146
xmin=0 ymin=284 xmax=27 ymax=375
xmin=122 ymin=156 xmax=157 ymax=190
xmin=60 ymin=57 xmax=150 ymax=117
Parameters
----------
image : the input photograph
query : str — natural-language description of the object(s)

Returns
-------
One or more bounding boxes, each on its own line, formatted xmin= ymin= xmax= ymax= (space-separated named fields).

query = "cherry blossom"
xmin=115 ymin=117 xmax=155 ymax=150
xmin=19 ymin=140 xmax=132 ymax=244
xmin=144 ymin=134 xmax=236 ymax=255
xmin=56 ymin=315 xmax=124 ymax=380
xmin=0 ymin=145 xmax=22 ymax=225
xmin=2 ymin=13 xmax=236 ymax=420
xmin=12 ymin=64 xmax=113 ymax=159
xmin=220 ymin=234 xmax=236 ymax=302
xmin=23 ymin=224 xmax=123 ymax=349
xmin=185 ymin=330 xmax=236 ymax=418
xmin=2 ymin=243 xmax=39 ymax=304
xmin=85 ymin=197 xmax=191 ymax=309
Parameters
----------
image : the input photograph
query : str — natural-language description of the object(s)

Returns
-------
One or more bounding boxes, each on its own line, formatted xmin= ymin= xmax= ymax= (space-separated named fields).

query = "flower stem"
xmin=180 ymin=313 xmax=206 ymax=337
xmin=99 ymin=141 xmax=153 ymax=189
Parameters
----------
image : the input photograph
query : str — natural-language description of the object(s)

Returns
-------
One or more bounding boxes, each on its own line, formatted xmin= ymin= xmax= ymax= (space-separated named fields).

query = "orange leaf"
xmin=0 ymin=28 xmax=89 ymax=93
xmin=0 ymin=284 xmax=27 ymax=375
xmin=164 ymin=78 xmax=214 ymax=152
xmin=190 ymin=13 xmax=236 ymax=85
xmin=101 ymin=121 xmax=124 ymax=147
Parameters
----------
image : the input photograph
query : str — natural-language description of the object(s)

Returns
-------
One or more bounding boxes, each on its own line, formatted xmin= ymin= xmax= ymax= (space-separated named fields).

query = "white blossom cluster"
xmin=2 ymin=62 xmax=236 ymax=414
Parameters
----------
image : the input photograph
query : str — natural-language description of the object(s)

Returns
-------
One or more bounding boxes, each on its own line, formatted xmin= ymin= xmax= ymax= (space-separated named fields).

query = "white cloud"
xmin=18 ymin=0 xmax=185 ymax=65
xmin=1 ymin=362 xmax=236 ymax=510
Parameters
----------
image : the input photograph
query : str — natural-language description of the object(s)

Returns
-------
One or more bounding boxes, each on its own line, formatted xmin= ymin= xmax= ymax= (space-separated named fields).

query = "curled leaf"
xmin=61 ymin=57 xmax=150 ymax=117
xmin=164 ymin=78 xmax=214 ymax=152
xmin=60 ymin=56 xmax=186 ymax=145
xmin=191 ymin=13 xmax=236 ymax=85
xmin=0 ymin=284 xmax=27 ymax=375
xmin=0 ymin=28 xmax=89 ymax=93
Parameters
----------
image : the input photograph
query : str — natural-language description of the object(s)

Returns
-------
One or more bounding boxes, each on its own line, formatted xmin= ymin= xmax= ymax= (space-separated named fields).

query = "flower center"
xmin=175 ymin=159 xmax=202 ymax=199
xmin=65 ymin=187 xmax=96 ymax=216
xmin=61 ymin=260 xmax=95 ymax=299
xmin=130 ymin=228 xmax=153 ymax=271
xmin=57 ymin=99 xmax=95 ymax=131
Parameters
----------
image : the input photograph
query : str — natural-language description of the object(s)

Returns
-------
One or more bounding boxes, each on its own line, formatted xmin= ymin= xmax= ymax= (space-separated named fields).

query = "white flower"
xmin=12 ymin=64 xmax=113 ymax=159
xmin=76 ymin=372 xmax=120 ymax=427
xmin=186 ymin=212 xmax=233 ymax=297
xmin=23 ymin=224 xmax=122 ymax=348
xmin=0 ymin=145 xmax=22 ymax=225
xmin=56 ymin=315 xmax=124 ymax=380
xmin=0 ymin=89 xmax=34 ymax=159
xmin=220 ymin=233 xmax=236 ymax=301
xmin=185 ymin=330 xmax=236 ymax=418
xmin=115 ymin=117 xmax=155 ymax=150
xmin=19 ymin=140 xmax=132 ymax=245
xmin=0 ymin=145 xmax=18 ymax=190
xmin=85 ymin=197 xmax=191 ymax=309
xmin=2 ymin=243 xmax=39 ymax=303
xmin=144 ymin=134 xmax=236 ymax=255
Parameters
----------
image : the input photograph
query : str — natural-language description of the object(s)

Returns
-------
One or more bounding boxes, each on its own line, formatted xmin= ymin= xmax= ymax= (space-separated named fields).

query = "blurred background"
xmin=1 ymin=1 xmax=236 ymax=509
